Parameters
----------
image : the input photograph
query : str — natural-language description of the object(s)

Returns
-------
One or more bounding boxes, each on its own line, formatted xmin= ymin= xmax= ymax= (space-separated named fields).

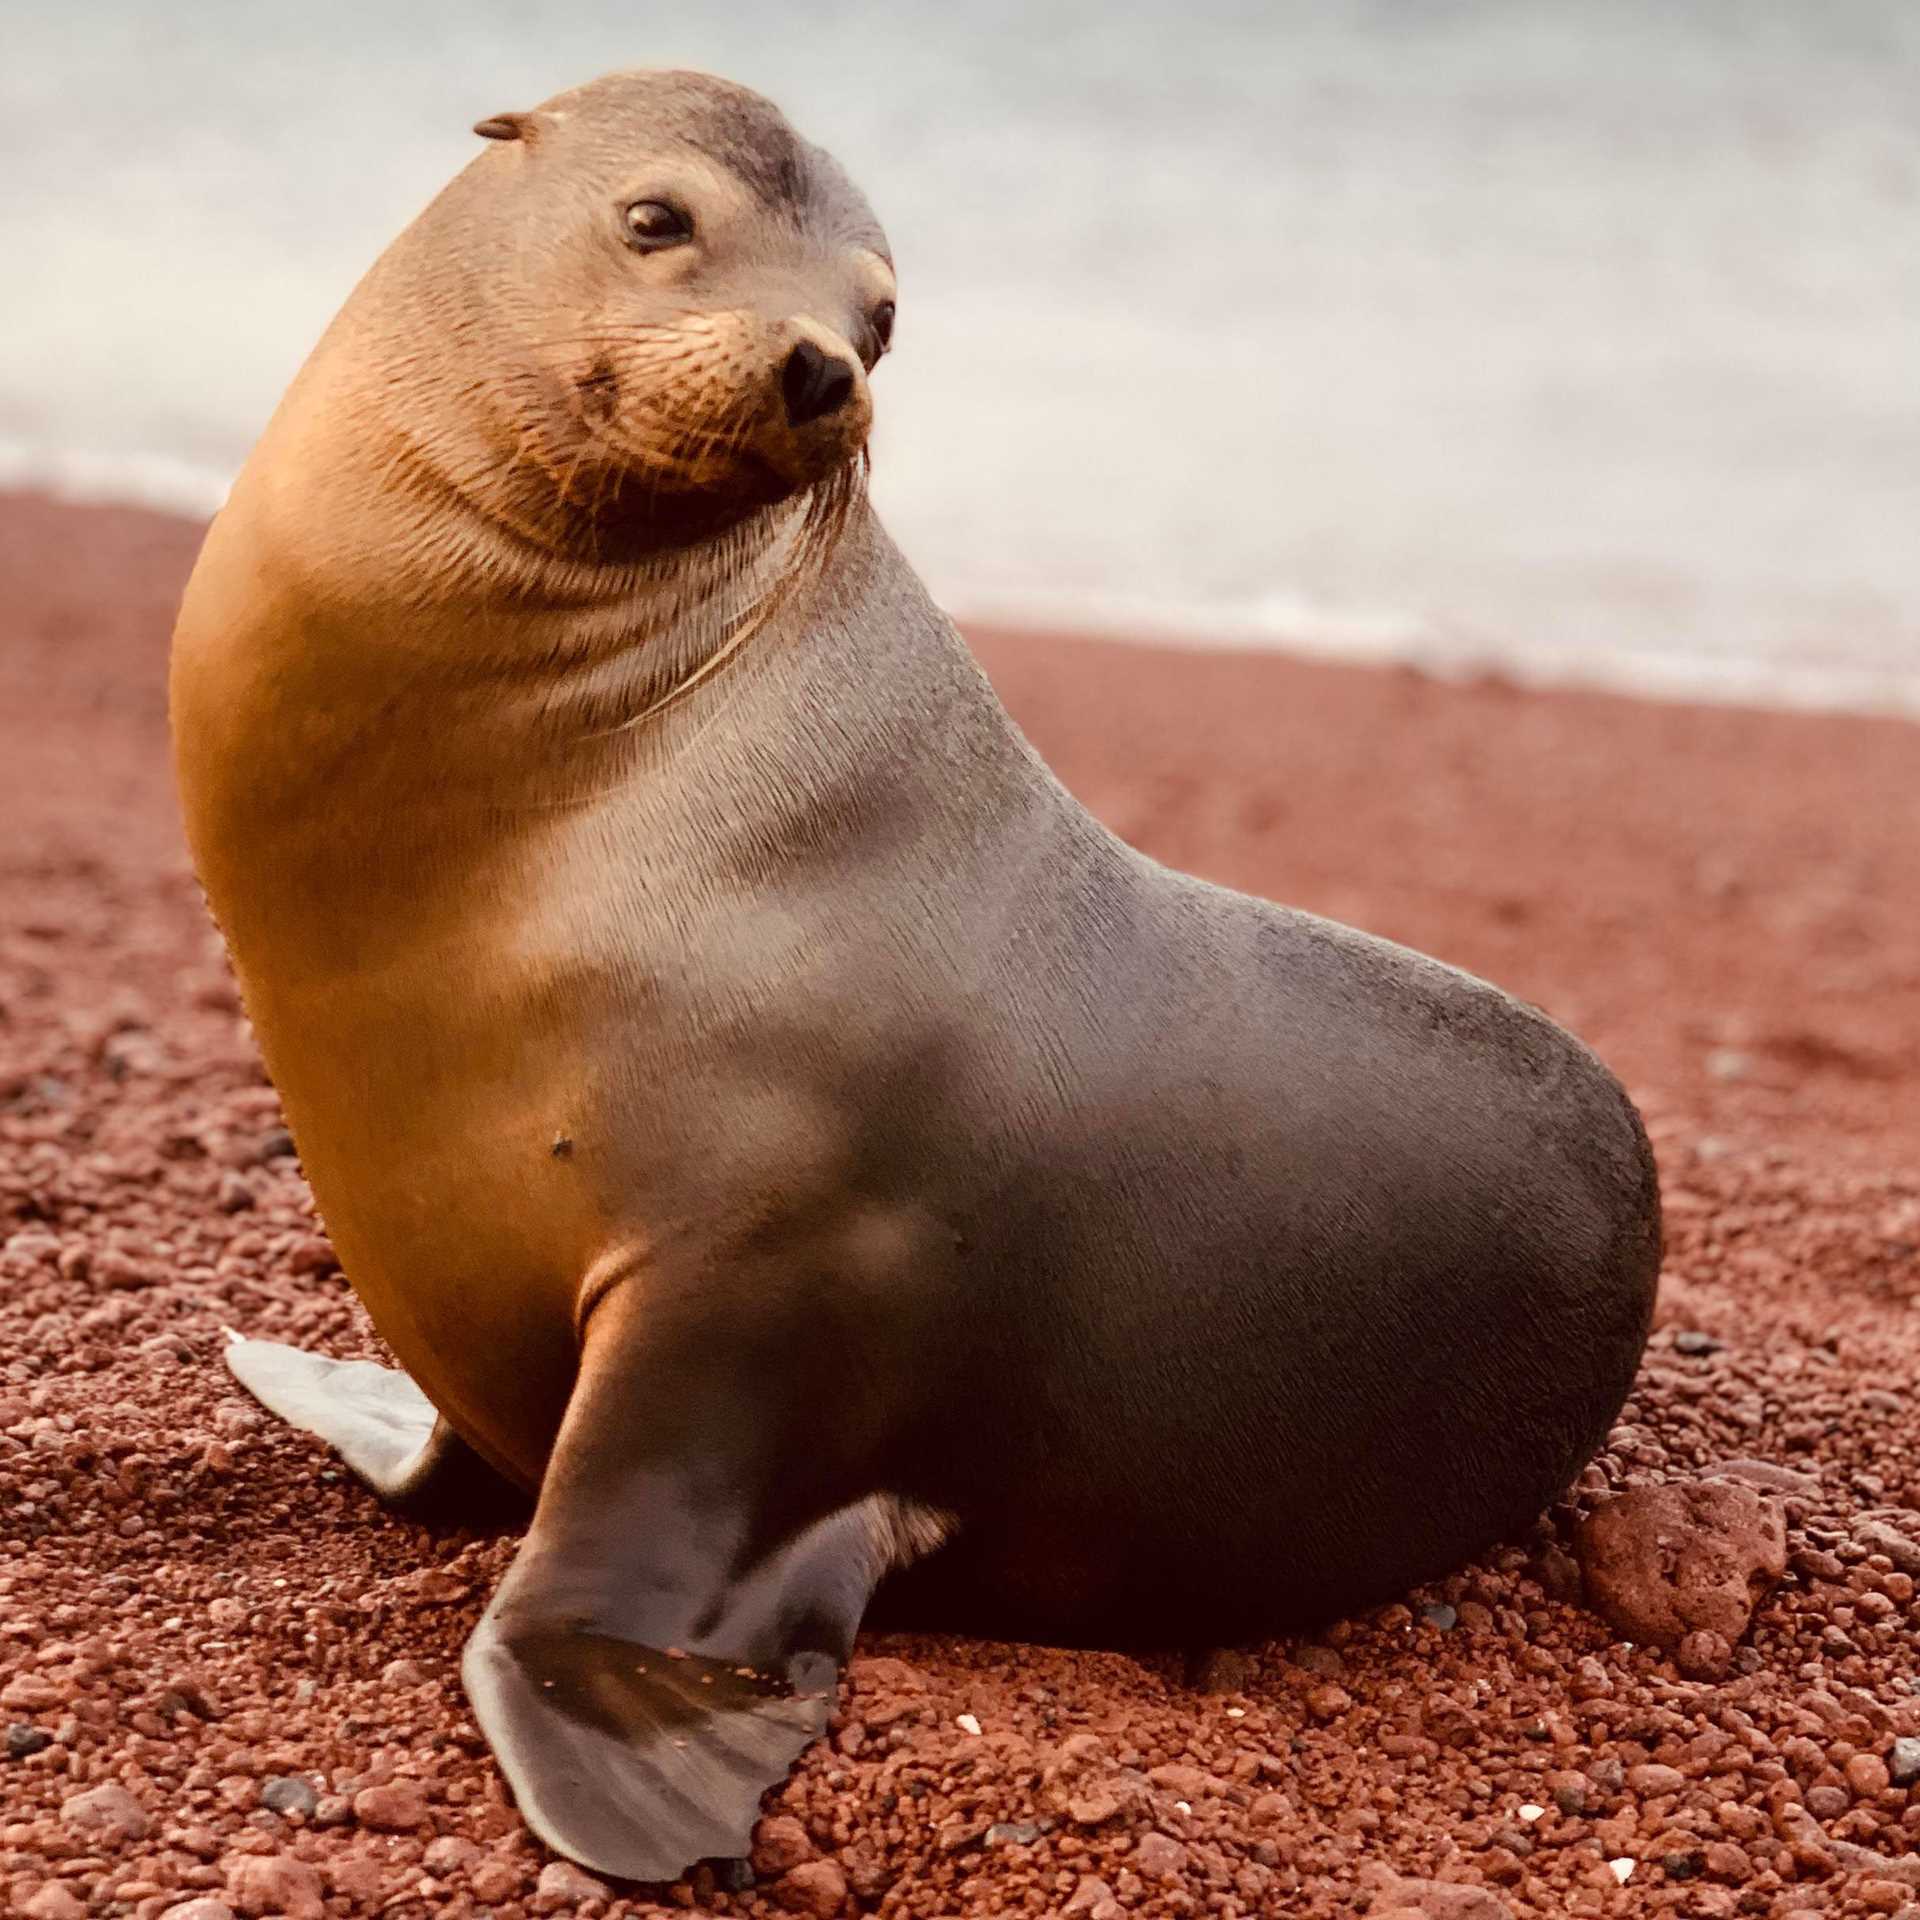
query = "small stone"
xmin=1419 ymin=1602 xmax=1459 ymax=1630
xmin=1569 ymin=1657 xmax=1612 ymax=1701
xmin=283 ymin=1233 xmax=336 ymax=1276
xmin=403 ymin=1567 xmax=471 ymax=1605
xmin=60 ymin=1781 xmax=150 ymax=1844
xmin=1293 ymin=1643 xmax=1345 ymax=1677
xmin=1848 ymin=1753 xmax=1893 ymax=1799
xmin=1306 ymin=1682 xmax=1353 ymax=1719
xmin=259 ymin=1775 xmax=318 ymax=1818
xmin=1675 ymin=1629 xmax=1733 ymax=1680
xmin=532 ymin=1860 xmax=611 ymax=1912
xmin=1703 ymin=1842 xmax=1751 ymax=1881
xmin=158 ymin=1901 xmax=238 ymax=1920
xmin=1806 ymin=1783 xmax=1850 ymax=1820
xmin=848 ymin=1654 xmax=928 ymax=1694
xmin=311 ymin=1794 xmax=352 ymax=1827
xmin=1547 ymin=1771 xmax=1588 ymax=1816
xmin=423 ymin=1836 xmax=480 ymax=1874
xmin=752 ymin=1814 xmax=817 ymax=1876
xmin=1529 ymin=1545 xmax=1584 ymax=1603
xmin=986 ymin=1821 xmax=1043 ymax=1846
xmin=1859 ymin=1887 xmax=1914 ymax=1918
xmin=774 ymin=1859 xmax=848 ymax=1917
xmin=1626 ymin=1763 xmax=1686 ymax=1797
xmin=1148 ymin=1763 xmax=1216 ymax=1799
xmin=226 ymin=1852 xmax=325 ymax=1920
xmin=1708 ymin=1458 xmax=1822 ymax=1500
xmin=1673 ymin=1331 xmax=1722 ymax=1356
xmin=1376 ymin=1880 xmax=1515 ymax=1918
xmin=2 ymin=1674 xmax=62 ymax=1712
xmin=1794 ymin=1546 xmax=1845 ymax=1582
xmin=6 ymin=1723 xmax=53 ymax=1758
xmin=1858 ymin=1520 xmax=1920 ymax=1577
xmin=469 ymin=1861 xmax=519 ymax=1903
xmin=324 ymin=1854 xmax=389 ymax=1905
xmin=351 ymin=1779 xmax=430 ymax=1830
xmin=1064 ymin=1877 xmax=1116 ymax=1915
xmin=1574 ymin=1478 xmax=1786 ymax=1646
xmin=1068 ymin=1787 xmax=1123 ymax=1826
xmin=23 ymin=1887 xmax=88 ymax=1920
xmin=1135 ymin=1832 xmax=1190 ymax=1879
xmin=1889 ymin=1738 xmax=1920 ymax=1787
xmin=1188 ymin=1646 xmax=1255 ymax=1692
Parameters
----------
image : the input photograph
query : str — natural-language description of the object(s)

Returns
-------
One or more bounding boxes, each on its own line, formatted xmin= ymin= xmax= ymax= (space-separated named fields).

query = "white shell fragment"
xmin=955 ymin=1712 xmax=982 ymax=1736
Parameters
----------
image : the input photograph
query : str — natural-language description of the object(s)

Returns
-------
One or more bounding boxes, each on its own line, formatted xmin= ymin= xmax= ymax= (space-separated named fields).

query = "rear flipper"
xmin=461 ymin=1280 xmax=948 ymax=1883
xmin=223 ymin=1334 xmax=527 ymax=1525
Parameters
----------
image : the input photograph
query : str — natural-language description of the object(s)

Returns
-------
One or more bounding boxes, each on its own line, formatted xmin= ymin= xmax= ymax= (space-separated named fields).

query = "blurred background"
xmin=6 ymin=0 xmax=1918 ymax=710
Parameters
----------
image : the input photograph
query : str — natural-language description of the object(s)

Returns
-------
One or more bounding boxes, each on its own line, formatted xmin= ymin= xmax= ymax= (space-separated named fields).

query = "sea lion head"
xmin=380 ymin=70 xmax=895 ymax=561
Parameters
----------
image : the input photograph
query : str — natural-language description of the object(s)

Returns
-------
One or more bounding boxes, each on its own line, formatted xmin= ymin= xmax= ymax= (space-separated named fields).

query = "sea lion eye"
xmin=623 ymin=200 xmax=693 ymax=252
xmin=870 ymin=301 xmax=896 ymax=354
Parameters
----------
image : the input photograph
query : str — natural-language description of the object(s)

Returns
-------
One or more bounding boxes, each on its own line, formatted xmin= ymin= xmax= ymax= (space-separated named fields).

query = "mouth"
xmin=735 ymin=434 xmax=865 ymax=503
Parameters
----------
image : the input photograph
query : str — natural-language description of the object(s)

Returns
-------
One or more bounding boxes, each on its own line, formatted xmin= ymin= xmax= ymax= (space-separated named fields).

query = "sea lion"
xmin=169 ymin=69 xmax=1661 ymax=1883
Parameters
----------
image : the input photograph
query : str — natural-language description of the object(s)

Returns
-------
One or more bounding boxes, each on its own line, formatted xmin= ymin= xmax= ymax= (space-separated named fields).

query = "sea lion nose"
xmin=781 ymin=338 xmax=857 ymax=428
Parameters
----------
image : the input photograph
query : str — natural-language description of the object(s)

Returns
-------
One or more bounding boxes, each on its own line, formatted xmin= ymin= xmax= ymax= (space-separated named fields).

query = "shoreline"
xmin=5 ymin=491 xmax=1920 ymax=1918
xmin=5 ymin=468 xmax=1917 ymax=724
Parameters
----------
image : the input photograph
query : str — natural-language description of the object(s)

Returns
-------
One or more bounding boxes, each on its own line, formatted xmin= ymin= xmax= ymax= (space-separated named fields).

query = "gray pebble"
xmin=1890 ymin=1737 xmax=1920 ymax=1788
xmin=1673 ymin=1331 xmax=1722 ymax=1356
xmin=260 ymin=1775 xmax=319 ymax=1818
xmin=986 ymin=1822 xmax=1043 ymax=1846
xmin=6 ymin=1723 xmax=53 ymax=1759
xmin=1418 ymin=1603 xmax=1458 ymax=1630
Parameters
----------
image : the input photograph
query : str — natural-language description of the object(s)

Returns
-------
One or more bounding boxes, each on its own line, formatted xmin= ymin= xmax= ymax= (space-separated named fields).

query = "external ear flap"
xmin=473 ymin=111 xmax=537 ymax=143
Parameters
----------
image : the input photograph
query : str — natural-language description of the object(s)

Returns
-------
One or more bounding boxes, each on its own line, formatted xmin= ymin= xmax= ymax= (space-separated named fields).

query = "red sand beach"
xmin=4 ymin=489 xmax=1920 ymax=1919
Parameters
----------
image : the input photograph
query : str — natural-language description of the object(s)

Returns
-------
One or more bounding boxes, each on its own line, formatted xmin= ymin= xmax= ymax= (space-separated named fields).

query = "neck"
xmin=474 ymin=461 xmax=865 ymax=748
xmin=180 ymin=433 xmax=874 ymax=859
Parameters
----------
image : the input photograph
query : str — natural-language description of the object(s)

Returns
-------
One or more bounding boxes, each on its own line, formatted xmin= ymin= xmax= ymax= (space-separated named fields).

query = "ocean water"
xmin=7 ymin=0 xmax=1919 ymax=711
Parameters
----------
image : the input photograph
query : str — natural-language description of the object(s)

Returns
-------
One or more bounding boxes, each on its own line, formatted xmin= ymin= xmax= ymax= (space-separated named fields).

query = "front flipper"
xmin=223 ymin=1334 xmax=526 ymax=1524
xmin=461 ymin=1279 xmax=936 ymax=1883
xmin=462 ymin=1527 xmax=852 ymax=1879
